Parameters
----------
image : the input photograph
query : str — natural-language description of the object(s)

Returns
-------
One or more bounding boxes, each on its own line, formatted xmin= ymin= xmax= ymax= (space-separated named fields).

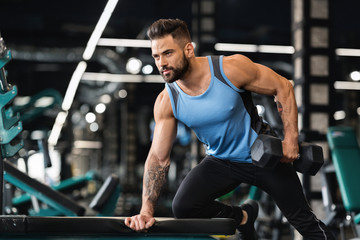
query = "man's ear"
xmin=184 ymin=42 xmax=194 ymax=57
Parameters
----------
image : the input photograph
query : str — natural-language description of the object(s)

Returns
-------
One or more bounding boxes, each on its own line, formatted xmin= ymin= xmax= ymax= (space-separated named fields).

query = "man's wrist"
xmin=283 ymin=131 xmax=299 ymax=143
xmin=140 ymin=208 xmax=154 ymax=217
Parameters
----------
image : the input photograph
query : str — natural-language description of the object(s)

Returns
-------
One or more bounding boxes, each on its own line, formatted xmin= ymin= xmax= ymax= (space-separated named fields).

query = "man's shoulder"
xmin=157 ymin=88 xmax=170 ymax=102
xmin=223 ymin=54 xmax=249 ymax=63
xmin=155 ymin=89 xmax=172 ymax=110
xmin=221 ymin=54 xmax=255 ymax=89
xmin=154 ymin=89 xmax=175 ymax=119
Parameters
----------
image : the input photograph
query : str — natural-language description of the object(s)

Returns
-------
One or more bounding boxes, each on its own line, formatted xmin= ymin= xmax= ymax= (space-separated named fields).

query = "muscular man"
xmin=125 ymin=18 xmax=334 ymax=239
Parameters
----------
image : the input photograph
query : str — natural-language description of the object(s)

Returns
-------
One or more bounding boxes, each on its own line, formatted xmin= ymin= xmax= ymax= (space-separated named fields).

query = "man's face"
xmin=151 ymin=35 xmax=189 ymax=83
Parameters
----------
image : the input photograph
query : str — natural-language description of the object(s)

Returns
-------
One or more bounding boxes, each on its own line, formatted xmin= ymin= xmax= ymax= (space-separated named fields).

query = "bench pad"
xmin=0 ymin=216 xmax=237 ymax=236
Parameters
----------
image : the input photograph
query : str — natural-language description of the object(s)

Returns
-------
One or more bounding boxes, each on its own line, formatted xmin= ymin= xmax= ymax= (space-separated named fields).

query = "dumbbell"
xmin=251 ymin=134 xmax=324 ymax=176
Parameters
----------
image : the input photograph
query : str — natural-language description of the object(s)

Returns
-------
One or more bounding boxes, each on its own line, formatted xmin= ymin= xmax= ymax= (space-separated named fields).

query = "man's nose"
xmin=159 ymin=56 xmax=167 ymax=67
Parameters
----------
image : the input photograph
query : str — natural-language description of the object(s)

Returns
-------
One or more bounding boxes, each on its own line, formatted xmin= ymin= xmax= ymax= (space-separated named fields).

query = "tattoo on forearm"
xmin=276 ymin=101 xmax=283 ymax=116
xmin=144 ymin=163 xmax=170 ymax=205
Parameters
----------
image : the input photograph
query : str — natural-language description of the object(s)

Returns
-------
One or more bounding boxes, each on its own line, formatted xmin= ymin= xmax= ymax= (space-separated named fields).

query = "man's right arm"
xmin=125 ymin=89 xmax=177 ymax=231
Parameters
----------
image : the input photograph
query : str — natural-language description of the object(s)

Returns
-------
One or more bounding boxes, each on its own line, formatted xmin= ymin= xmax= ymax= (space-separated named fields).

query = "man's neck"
xmin=176 ymin=57 xmax=210 ymax=96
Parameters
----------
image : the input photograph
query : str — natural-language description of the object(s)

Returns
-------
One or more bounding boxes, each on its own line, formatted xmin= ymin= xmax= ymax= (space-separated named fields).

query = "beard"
xmin=160 ymin=53 xmax=189 ymax=83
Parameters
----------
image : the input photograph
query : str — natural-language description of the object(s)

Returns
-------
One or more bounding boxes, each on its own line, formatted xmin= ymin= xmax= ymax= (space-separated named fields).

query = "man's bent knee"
xmin=172 ymin=195 xmax=195 ymax=218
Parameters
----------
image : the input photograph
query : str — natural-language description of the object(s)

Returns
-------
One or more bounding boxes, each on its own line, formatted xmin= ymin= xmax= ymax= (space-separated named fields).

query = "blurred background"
xmin=0 ymin=0 xmax=360 ymax=238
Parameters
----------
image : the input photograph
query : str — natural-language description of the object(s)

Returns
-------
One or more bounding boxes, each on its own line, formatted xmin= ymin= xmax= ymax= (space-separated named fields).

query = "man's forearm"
xmin=275 ymin=79 xmax=299 ymax=142
xmin=140 ymin=159 xmax=170 ymax=216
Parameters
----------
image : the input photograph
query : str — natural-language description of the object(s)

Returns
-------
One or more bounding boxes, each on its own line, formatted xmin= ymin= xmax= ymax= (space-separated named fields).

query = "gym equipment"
xmin=89 ymin=173 xmax=121 ymax=216
xmin=12 ymin=109 xmax=104 ymax=212
xmin=0 ymin=216 xmax=236 ymax=239
xmin=4 ymin=159 xmax=121 ymax=216
xmin=0 ymin=34 xmax=24 ymax=212
xmin=3 ymin=152 xmax=235 ymax=236
xmin=251 ymin=134 xmax=324 ymax=175
xmin=12 ymin=88 xmax=63 ymax=125
xmin=320 ymin=162 xmax=347 ymax=239
xmin=0 ymin=36 xmax=23 ymax=164
xmin=327 ymin=126 xmax=360 ymax=238
xmin=12 ymin=170 xmax=101 ymax=207
xmin=12 ymin=132 xmax=103 ymax=210
xmin=0 ymin=35 xmax=121 ymax=217
xmin=5 ymin=159 xmax=85 ymax=216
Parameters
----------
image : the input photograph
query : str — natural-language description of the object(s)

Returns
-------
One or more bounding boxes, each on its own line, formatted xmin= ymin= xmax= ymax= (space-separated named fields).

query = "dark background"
xmin=1 ymin=0 xmax=359 ymax=96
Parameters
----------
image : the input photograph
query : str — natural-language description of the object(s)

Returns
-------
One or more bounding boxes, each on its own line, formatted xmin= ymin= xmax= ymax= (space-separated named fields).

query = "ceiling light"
xmin=100 ymin=94 xmax=111 ymax=104
xmin=89 ymin=122 xmax=99 ymax=132
xmin=48 ymin=111 xmax=68 ymax=146
xmin=142 ymin=64 xmax=153 ymax=75
xmin=334 ymin=81 xmax=360 ymax=90
xmin=126 ymin=57 xmax=142 ymax=74
xmin=214 ymin=43 xmax=257 ymax=52
xmin=82 ymin=72 xmax=163 ymax=83
xmin=336 ymin=48 xmax=360 ymax=57
xmin=85 ymin=112 xmax=96 ymax=123
xmin=334 ymin=110 xmax=346 ymax=120
xmin=350 ymin=71 xmax=360 ymax=81
xmin=98 ymin=38 xmax=151 ymax=48
xmin=82 ymin=0 xmax=119 ymax=60
xmin=118 ymin=89 xmax=127 ymax=98
xmin=49 ymin=0 xmax=118 ymax=148
xmin=215 ymin=43 xmax=360 ymax=57
xmin=61 ymin=61 xmax=87 ymax=111
xmin=74 ymin=140 xmax=102 ymax=149
xmin=98 ymin=38 xmax=197 ymax=49
xmin=258 ymin=45 xmax=295 ymax=54
xmin=95 ymin=103 xmax=106 ymax=114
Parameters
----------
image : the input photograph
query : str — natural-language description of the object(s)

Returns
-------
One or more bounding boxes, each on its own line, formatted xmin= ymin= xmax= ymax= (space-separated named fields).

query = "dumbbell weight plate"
xmin=251 ymin=134 xmax=283 ymax=168
xmin=293 ymin=143 xmax=324 ymax=176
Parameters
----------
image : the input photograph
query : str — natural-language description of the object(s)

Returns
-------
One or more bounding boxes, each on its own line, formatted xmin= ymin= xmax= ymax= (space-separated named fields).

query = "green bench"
xmin=4 ymin=160 xmax=121 ymax=216
xmin=327 ymin=126 xmax=360 ymax=237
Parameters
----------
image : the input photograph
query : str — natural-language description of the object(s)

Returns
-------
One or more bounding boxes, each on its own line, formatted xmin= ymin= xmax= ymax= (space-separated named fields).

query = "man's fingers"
xmin=136 ymin=215 xmax=144 ymax=231
xmin=281 ymin=156 xmax=295 ymax=163
xmin=124 ymin=215 xmax=154 ymax=231
xmin=134 ymin=219 xmax=140 ymax=231
xmin=139 ymin=219 xmax=146 ymax=230
xmin=124 ymin=217 xmax=131 ymax=227
xmin=130 ymin=218 xmax=137 ymax=230
xmin=145 ymin=218 xmax=156 ymax=229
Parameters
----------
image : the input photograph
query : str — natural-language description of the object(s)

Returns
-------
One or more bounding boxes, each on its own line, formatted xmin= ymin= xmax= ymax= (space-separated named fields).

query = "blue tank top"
xmin=165 ymin=55 xmax=263 ymax=163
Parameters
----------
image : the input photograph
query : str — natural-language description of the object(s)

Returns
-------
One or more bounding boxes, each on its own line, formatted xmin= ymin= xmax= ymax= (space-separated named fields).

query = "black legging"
xmin=172 ymin=155 xmax=335 ymax=240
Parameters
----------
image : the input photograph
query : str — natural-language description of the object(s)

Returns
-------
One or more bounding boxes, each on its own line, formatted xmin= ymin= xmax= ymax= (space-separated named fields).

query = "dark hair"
xmin=147 ymin=18 xmax=191 ymax=45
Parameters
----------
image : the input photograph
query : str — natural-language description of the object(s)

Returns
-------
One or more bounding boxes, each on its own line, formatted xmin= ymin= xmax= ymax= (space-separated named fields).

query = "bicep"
xmin=150 ymin=116 xmax=177 ymax=161
xmin=149 ymin=91 xmax=177 ymax=162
